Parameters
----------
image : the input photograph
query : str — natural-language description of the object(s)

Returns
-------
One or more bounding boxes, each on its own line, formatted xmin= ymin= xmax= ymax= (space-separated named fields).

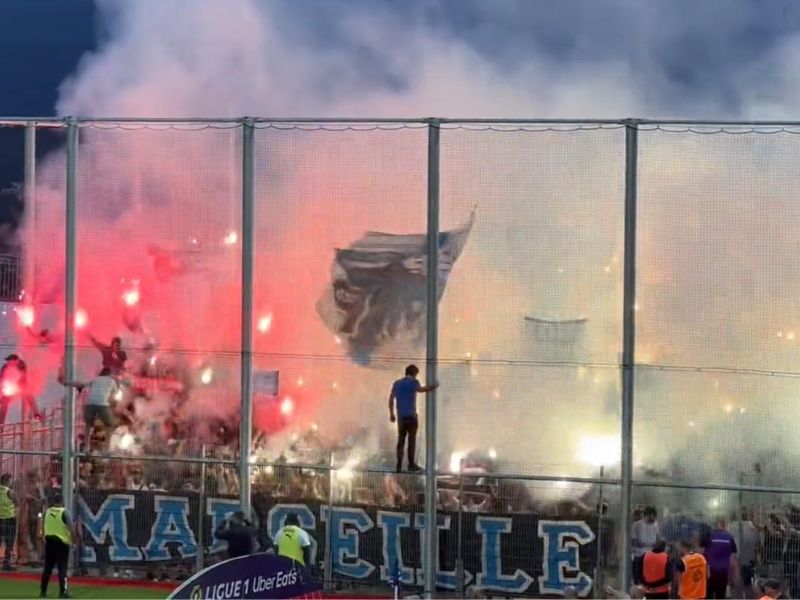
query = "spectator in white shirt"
xmin=64 ymin=368 xmax=119 ymax=450
xmin=631 ymin=506 xmax=660 ymax=584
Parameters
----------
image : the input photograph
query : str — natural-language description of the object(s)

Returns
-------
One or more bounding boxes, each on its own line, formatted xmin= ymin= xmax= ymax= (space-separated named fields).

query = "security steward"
xmin=641 ymin=539 xmax=672 ymax=599
xmin=675 ymin=539 xmax=709 ymax=600
xmin=0 ymin=473 xmax=16 ymax=571
xmin=759 ymin=578 xmax=784 ymax=599
xmin=274 ymin=513 xmax=311 ymax=567
xmin=214 ymin=510 xmax=258 ymax=559
xmin=40 ymin=491 xmax=75 ymax=599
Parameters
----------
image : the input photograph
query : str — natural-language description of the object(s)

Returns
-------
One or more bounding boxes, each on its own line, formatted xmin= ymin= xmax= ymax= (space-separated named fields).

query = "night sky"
xmin=0 ymin=0 xmax=96 ymax=238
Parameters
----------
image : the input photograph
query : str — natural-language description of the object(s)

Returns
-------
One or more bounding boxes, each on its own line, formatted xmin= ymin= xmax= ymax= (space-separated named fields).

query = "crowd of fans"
xmin=630 ymin=505 xmax=800 ymax=599
xmin=6 ymin=421 xmax=800 ymax=600
xmin=4 ymin=341 xmax=800 ymax=598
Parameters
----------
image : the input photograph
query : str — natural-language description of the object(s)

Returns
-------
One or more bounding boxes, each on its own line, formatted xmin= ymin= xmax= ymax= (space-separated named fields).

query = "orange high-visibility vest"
xmin=679 ymin=552 xmax=707 ymax=599
xmin=642 ymin=551 xmax=670 ymax=594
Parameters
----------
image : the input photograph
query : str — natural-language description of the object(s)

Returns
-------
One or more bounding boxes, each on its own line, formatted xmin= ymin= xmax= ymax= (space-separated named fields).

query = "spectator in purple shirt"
xmin=703 ymin=517 xmax=739 ymax=599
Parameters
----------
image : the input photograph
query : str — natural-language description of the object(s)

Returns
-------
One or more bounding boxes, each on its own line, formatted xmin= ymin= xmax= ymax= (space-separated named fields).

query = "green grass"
xmin=0 ymin=579 xmax=167 ymax=599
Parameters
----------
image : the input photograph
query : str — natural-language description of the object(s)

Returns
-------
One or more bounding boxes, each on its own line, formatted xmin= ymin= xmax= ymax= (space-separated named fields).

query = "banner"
xmin=74 ymin=488 xmax=612 ymax=597
xmin=253 ymin=370 xmax=279 ymax=396
xmin=168 ymin=553 xmax=321 ymax=599
xmin=316 ymin=212 xmax=474 ymax=366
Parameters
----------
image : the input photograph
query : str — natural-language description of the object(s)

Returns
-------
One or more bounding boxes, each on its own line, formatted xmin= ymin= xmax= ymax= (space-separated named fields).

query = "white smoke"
xmin=36 ymin=0 xmax=800 ymax=505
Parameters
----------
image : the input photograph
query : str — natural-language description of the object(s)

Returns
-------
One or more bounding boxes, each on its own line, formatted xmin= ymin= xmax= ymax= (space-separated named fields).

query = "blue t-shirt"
xmin=392 ymin=377 xmax=419 ymax=419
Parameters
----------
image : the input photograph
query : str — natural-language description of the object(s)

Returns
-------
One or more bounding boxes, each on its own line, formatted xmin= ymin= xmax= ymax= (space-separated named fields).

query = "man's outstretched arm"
xmin=418 ymin=382 xmax=439 ymax=393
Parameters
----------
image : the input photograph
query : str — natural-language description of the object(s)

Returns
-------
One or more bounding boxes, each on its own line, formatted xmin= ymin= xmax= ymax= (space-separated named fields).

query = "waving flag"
xmin=317 ymin=211 xmax=474 ymax=366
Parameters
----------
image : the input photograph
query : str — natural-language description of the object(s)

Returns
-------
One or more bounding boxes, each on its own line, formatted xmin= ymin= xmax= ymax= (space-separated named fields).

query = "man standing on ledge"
xmin=389 ymin=364 xmax=438 ymax=473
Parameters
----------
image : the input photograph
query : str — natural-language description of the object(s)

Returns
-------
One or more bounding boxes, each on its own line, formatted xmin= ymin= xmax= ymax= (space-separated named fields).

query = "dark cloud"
xmin=266 ymin=0 xmax=800 ymax=117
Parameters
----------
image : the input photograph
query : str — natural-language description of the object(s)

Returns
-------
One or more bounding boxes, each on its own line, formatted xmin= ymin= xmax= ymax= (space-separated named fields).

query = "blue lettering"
xmin=377 ymin=511 xmax=414 ymax=584
xmin=320 ymin=506 xmax=375 ymax=579
xmin=476 ymin=516 xmax=533 ymax=593
xmin=144 ymin=496 xmax=197 ymax=560
xmin=77 ymin=494 xmax=141 ymax=562
xmin=538 ymin=520 xmax=595 ymax=597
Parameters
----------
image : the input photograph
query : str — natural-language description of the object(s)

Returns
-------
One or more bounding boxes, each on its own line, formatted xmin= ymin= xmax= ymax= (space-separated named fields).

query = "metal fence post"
xmin=456 ymin=459 xmax=465 ymax=598
xmin=424 ymin=118 xmax=441 ymax=599
xmin=63 ymin=118 xmax=79 ymax=545
xmin=594 ymin=465 xmax=605 ymax=597
xmin=324 ymin=454 xmax=334 ymax=591
xmin=197 ymin=444 xmax=207 ymax=573
xmin=20 ymin=123 xmax=36 ymax=499
xmin=24 ymin=123 xmax=36 ymax=300
xmin=239 ymin=119 xmax=255 ymax=516
xmin=619 ymin=119 xmax=639 ymax=590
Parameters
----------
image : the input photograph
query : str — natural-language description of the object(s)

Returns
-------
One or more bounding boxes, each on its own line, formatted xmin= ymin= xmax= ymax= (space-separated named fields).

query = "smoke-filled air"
xmin=14 ymin=0 xmax=800 ymax=510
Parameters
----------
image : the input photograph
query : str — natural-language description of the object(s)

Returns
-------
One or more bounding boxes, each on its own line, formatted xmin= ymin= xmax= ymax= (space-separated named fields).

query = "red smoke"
xmin=20 ymin=126 xmax=427 ymax=441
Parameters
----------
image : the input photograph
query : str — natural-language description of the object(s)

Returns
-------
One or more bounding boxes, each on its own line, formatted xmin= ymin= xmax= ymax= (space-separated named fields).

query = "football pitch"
xmin=0 ymin=577 xmax=168 ymax=599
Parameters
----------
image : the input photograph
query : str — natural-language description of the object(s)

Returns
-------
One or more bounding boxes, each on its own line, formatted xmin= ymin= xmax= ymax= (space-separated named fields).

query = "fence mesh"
xmin=635 ymin=128 xmax=800 ymax=497
xmin=252 ymin=125 xmax=429 ymax=469
xmin=0 ymin=119 xmax=799 ymax=597
xmin=438 ymin=126 xmax=625 ymax=480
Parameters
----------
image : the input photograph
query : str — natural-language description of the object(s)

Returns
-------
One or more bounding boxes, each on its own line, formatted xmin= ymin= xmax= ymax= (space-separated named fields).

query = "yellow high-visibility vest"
xmin=43 ymin=507 xmax=70 ymax=545
xmin=276 ymin=525 xmax=305 ymax=565
xmin=0 ymin=485 xmax=14 ymax=519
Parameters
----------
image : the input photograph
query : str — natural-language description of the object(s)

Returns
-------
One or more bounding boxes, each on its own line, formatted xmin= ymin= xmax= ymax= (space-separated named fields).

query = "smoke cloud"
xmin=17 ymin=0 xmax=800 ymax=505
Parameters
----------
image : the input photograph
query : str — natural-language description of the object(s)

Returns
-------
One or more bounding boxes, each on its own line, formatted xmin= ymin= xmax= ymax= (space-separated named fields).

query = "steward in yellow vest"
xmin=274 ymin=513 xmax=311 ymax=566
xmin=0 ymin=473 xmax=16 ymax=571
xmin=40 ymin=492 xmax=74 ymax=599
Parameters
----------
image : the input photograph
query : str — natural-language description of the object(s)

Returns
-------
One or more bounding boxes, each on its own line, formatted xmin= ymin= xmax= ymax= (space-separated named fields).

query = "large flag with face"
xmin=317 ymin=211 xmax=475 ymax=366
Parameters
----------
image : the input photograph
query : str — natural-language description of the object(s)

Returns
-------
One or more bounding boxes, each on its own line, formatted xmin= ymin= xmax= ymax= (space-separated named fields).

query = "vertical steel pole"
xmin=63 ymin=118 xmax=78 ymax=542
xmin=324 ymin=454 xmax=334 ymax=591
xmin=411 ymin=476 xmax=418 ymax=587
xmin=21 ymin=124 xmax=37 ymax=486
xmin=197 ymin=444 xmax=207 ymax=573
xmin=737 ymin=471 xmax=744 ymax=599
xmin=456 ymin=459 xmax=465 ymax=598
xmin=239 ymin=119 xmax=255 ymax=516
xmin=423 ymin=118 xmax=441 ymax=599
xmin=594 ymin=465 xmax=605 ymax=597
xmin=24 ymin=123 xmax=36 ymax=300
xmin=619 ymin=120 xmax=639 ymax=590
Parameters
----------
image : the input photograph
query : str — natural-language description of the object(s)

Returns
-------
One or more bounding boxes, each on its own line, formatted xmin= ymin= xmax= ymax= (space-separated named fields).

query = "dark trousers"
xmin=41 ymin=536 xmax=69 ymax=597
xmin=707 ymin=570 xmax=729 ymax=599
xmin=632 ymin=555 xmax=644 ymax=584
xmin=784 ymin=560 xmax=800 ymax=600
xmin=396 ymin=415 xmax=418 ymax=469
xmin=0 ymin=517 xmax=15 ymax=566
